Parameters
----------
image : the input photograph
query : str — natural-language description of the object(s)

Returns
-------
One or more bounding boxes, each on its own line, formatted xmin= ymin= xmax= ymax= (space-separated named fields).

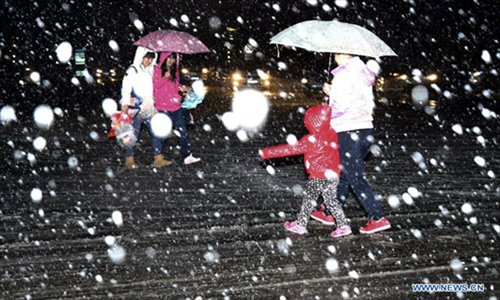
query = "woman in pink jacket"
xmin=153 ymin=52 xmax=200 ymax=165
xmin=312 ymin=54 xmax=390 ymax=234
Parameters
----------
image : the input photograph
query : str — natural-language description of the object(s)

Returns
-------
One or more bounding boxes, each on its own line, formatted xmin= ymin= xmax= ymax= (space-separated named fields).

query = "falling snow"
xmin=33 ymin=105 xmax=54 ymax=129
xmin=55 ymin=41 xmax=73 ymax=63
xmin=150 ymin=113 xmax=173 ymax=138
xmin=101 ymin=98 xmax=118 ymax=117
xmin=1 ymin=1 xmax=498 ymax=298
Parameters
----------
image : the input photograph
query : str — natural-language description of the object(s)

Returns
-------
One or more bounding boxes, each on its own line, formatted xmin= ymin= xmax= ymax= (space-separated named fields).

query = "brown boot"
xmin=153 ymin=154 xmax=173 ymax=168
xmin=125 ymin=156 xmax=139 ymax=169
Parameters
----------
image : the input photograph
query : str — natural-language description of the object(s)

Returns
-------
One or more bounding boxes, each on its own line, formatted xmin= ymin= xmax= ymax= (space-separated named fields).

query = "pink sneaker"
xmin=283 ymin=220 xmax=307 ymax=235
xmin=359 ymin=217 xmax=391 ymax=234
xmin=330 ymin=225 xmax=352 ymax=238
xmin=311 ymin=204 xmax=336 ymax=225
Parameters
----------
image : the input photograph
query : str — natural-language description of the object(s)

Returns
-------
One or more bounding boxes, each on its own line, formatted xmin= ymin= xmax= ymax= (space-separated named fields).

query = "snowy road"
xmin=1 ymin=89 xmax=498 ymax=299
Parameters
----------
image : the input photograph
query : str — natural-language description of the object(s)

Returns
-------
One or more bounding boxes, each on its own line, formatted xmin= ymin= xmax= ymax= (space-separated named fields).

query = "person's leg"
xmin=181 ymin=108 xmax=192 ymax=125
xmin=188 ymin=111 xmax=194 ymax=125
xmin=321 ymin=179 xmax=348 ymax=227
xmin=322 ymin=178 xmax=352 ymax=237
xmin=169 ymin=109 xmax=191 ymax=158
xmin=144 ymin=117 xmax=164 ymax=155
xmin=124 ymin=114 xmax=142 ymax=169
xmin=339 ymin=129 xmax=384 ymax=220
xmin=312 ymin=131 xmax=349 ymax=219
xmin=146 ymin=112 xmax=173 ymax=167
xmin=296 ymin=179 xmax=323 ymax=227
xmin=336 ymin=131 xmax=351 ymax=205
xmin=124 ymin=114 xmax=142 ymax=156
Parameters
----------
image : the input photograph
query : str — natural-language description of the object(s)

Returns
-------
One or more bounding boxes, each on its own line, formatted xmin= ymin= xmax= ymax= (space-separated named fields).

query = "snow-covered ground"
xmin=1 ymin=90 xmax=498 ymax=299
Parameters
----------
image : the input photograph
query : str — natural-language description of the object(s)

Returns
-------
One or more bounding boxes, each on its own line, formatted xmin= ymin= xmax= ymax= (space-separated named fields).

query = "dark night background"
xmin=0 ymin=0 xmax=498 ymax=114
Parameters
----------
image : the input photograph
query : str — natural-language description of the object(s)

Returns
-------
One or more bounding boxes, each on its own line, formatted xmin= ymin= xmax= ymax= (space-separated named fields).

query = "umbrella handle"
xmin=326 ymin=53 xmax=332 ymax=82
xmin=323 ymin=53 xmax=332 ymax=104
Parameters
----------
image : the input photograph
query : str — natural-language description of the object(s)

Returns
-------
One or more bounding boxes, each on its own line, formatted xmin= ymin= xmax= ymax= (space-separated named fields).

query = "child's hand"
xmin=322 ymin=83 xmax=331 ymax=95
xmin=258 ymin=149 xmax=265 ymax=159
xmin=121 ymin=104 xmax=129 ymax=113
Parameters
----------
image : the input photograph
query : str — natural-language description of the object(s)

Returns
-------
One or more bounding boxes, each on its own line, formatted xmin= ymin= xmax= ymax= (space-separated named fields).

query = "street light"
xmin=425 ymin=73 xmax=438 ymax=82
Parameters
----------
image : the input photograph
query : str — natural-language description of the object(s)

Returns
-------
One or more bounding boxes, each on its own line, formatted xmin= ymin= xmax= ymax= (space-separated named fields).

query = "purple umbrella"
xmin=133 ymin=30 xmax=210 ymax=54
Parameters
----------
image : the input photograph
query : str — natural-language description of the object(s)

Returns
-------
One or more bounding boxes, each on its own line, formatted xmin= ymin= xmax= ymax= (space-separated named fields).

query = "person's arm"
xmin=120 ymin=67 xmax=136 ymax=110
xmin=260 ymin=136 xmax=309 ymax=160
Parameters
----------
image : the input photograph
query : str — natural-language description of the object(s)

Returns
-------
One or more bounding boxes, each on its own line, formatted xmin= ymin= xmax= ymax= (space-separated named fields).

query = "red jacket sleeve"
xmin=260 ymin=136 xmax=309 ymax=159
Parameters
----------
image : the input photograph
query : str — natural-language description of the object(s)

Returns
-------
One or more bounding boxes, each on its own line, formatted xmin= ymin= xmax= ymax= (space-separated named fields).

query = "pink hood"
xmin=153 ymin=52 xmax=182 ymax=112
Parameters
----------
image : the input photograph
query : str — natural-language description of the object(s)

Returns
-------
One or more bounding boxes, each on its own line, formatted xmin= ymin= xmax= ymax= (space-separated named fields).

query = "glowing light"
xmin=256 ymin=69 xmax=270 ymax=80
xmin=232 ymin=72 xmax=243 ymax=81
xmin=425 ymin=73 xmax=438 ymax=81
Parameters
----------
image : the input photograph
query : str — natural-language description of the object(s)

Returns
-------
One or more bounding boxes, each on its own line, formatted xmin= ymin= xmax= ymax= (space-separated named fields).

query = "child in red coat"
xmin=259 ymin=104 xmax=351 ymax=237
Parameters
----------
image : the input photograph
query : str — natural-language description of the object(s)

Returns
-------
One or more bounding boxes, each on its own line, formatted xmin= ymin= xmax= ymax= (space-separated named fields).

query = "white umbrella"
xmin=270 ymin=20 xmax=397 ymax=58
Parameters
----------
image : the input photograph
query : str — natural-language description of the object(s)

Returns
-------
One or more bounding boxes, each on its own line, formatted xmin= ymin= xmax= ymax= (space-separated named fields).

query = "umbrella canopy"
xmin=270 ymin=20 xmax=397 ymax=58
xmin=134 ymin=30 xmax=210 ymax=54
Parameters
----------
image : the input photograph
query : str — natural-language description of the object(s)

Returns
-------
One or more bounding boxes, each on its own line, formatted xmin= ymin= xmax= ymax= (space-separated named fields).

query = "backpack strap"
xmin=125 ymin=65 xmax=138 ymax=77
xmin=126 ymin=65 xmax=142 ymax=111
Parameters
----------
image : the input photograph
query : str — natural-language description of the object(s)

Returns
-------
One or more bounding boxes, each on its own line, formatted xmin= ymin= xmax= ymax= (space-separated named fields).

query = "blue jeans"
xmin=161 ymin=109 xmax=191 ymax=158
xmin=124 ymin=113 xmax=164 ymax=157
xmin=337 ymin=129 xmax=384 ymax=220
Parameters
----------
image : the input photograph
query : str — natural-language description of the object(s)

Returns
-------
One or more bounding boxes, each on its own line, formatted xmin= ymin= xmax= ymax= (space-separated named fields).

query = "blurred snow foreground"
xmin=150 ymin=113 xmax=173 ymax=138
xmin=101 ymin=98 xmax=118 ymax=117
xmin=55 ymin=41 xmax=72 ymax=63
xmin=33 ymin=105 xmax=54 ymax=129
xmin=222 ymin=88 xmax=270 ymax=141
xmin=0 ymin=105 xmax=17 ymax=124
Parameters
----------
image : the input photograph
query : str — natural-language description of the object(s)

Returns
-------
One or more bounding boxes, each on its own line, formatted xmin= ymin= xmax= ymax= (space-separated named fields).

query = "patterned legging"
xmin=297 ymin=178 xmax=348 ymax=227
